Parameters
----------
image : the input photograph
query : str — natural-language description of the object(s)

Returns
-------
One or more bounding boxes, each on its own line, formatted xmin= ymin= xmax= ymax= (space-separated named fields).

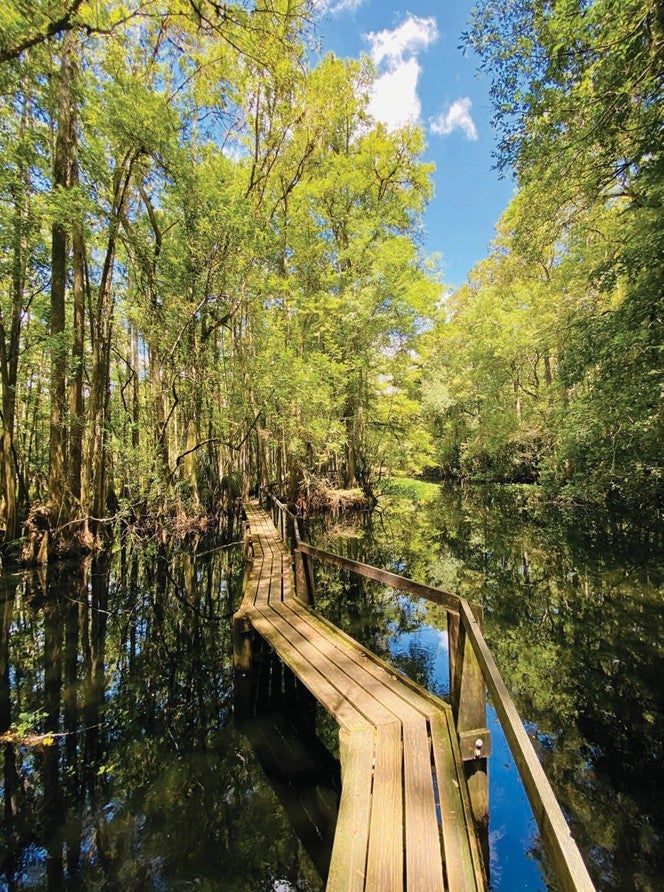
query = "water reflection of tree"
xmin=311 ymin=484 xmax=664 ymax=890
xmin=0 ymin=545 xmax=323 ymax=890
xmin=1 ymin=580 xmax=21 ymax=888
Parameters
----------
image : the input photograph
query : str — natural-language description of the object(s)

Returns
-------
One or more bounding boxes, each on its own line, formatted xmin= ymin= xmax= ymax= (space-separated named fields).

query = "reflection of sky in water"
xmin=387 ymin=616 xmax=546 ymax=891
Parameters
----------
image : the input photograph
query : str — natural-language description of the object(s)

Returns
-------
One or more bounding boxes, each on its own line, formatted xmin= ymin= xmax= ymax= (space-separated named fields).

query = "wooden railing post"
xmin=449 ymin=603 xmax=491 ymax=827
xmin=301 ymin=549 xmax=316 ymax=605
xmin=294 ymin=543 xmax=313 ymax=605
xmin=459 ymin=600 xmax=596 ymax=891
xmin=268 ymin=495 xmax=315 ymax=607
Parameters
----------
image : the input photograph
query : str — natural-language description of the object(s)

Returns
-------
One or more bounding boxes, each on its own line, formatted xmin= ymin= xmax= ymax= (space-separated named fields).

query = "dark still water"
xmin=306 ymin=480 xmax=664 ymax=891
xmin=0 ymin=484 xmax=662 ymax=890
xmin=0 ymin=536 xmax=328 ymax=891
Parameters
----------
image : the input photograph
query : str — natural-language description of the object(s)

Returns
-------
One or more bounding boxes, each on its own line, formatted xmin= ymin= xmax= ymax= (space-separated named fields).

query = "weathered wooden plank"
xmin=246 ymin=606 xmax=368 ymax=731
xmin=327 ymin=727 xmax=375 ymax=892
xmin=273 ymin=600 xmax=425 ymax=726
xmin=429 ymin=713 xmax=483 ymax=891
xmin=281 ymin=553 xmax=293 ymax=601
xmin=366 ymin=722 xmax=404 ymax=891
xmin=459 ymin=600 xmax=595 ymax=892
xmin=306 ymin=607 xmax=458 ymax=724
xmin=252 ymin=547 xmax=275 ymax=608
xmin=245 ymin=506 xmax=290 ymax=554
xmin=255 ymin=602 xmax=399 ymax=729
xmin=298 ymin=542 xmax=461 ymax=614
xmin=402 ymin=718 xmax=445 ymax=891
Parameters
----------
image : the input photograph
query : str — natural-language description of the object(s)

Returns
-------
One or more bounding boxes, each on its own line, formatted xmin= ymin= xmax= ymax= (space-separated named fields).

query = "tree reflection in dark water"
xmin=307 ymin=482 xmax=663 ymax=891
xmin=0 ymin=538 xmax=323 ymax=891
xmin=1 ymin=487 xmax=660 ymax=891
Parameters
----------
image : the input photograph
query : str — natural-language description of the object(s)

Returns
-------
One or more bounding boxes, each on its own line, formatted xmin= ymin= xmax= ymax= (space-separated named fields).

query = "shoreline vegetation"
xmin=7 ymin=470 xmax=661 ymax=571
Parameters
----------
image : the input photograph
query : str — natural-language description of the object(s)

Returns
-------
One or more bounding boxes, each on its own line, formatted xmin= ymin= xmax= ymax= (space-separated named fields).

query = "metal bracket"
xmin=458 ymin=728 xmax=492 ymax=761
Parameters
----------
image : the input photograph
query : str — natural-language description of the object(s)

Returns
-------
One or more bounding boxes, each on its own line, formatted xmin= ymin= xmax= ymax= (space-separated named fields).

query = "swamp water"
xmin=0 ymin=537 xmax=328 ymax=891
xmin=307 ymin=481 xmax=663 ymax=891
xmin=0 ymin=483 xmax=662 ymax=890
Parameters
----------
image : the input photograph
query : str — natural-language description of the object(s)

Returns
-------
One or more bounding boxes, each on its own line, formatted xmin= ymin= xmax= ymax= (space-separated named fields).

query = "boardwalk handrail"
xmin=458 ymin=601 xmax=594 ymax=891
xmin=297 ymin=541 xmax=461 ymax=614
xmin=259 ymin=487 xmax=595 ymax=892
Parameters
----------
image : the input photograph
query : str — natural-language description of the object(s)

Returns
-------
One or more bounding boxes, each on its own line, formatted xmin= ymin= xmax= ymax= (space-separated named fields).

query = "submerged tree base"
xmin=291 ymin=480 xmax=374 ymax=517
xmin=122 ymin=499 xmax=243 ymax=547
xmin=13 ymin=498 xmax=245 ymax=567
xmin=19 ymin=503 xmax=97 ymax=565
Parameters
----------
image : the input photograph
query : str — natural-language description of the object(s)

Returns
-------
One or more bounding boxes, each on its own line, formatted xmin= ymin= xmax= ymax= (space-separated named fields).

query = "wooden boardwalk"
xmin=233 ymin=502 xmax=486 ymax=891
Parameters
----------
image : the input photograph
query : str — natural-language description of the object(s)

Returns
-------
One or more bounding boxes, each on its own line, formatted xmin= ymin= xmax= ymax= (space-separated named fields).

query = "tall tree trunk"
xmin=182 ymin=325 xmax=201 ymax=509
xmin=68 ymin=150 xmax=85 ymax=510
xmin=48 ymin=31 xmax=76 ymax=525
xmin=138 ymin=186 xmax=171 ymax=485
xmin=85 ymin=150 xmax=136 ymax=534
xmin=0 ymin=90 xmax=30 ymax=543
xmin=150 ymin=344 xmax=170 ymax=475
xmin=514 ymin=380 xmax=522 ymax=423
xmin=544 ymin=352 xmax=553 ymax=387
xmin=131 ymin=325 xmax=140 ymax=450
xmin=183 ymin=418 xmax=200 ymax=510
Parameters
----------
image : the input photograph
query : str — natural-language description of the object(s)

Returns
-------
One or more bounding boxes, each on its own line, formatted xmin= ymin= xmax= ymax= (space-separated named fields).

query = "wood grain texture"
xmin=366 ymin=721 xmax=404 ymax=891
xmin=327 ymin=727 xmax=375 ymax=892
xmin=403 ymin=719 xmax=445 ymax=891
xmin=430 ymin=713 xmax=482 ymax=891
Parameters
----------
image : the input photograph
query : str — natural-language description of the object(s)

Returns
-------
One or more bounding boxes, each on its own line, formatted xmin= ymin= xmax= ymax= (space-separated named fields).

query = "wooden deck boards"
xmin=235 ymin=502 xmax=485 ymax=891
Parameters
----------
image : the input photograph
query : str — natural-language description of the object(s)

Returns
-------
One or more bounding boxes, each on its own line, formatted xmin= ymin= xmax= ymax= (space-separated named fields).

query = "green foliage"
xmin=11 ymin=708 xmax=47 ymax=739
xmin=467 ymin=0 xmax=663 ymax=194
xmin=418 ymin=0 xmax=663 ymax=508
xmin=0 ymin=0 xmax=441 ymax=538
xmin=375 ymin=476 xmax=442 ymax=502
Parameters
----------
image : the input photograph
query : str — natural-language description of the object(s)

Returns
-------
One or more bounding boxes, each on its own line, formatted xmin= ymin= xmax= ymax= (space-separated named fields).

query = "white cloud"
xmin=364 ymin=15 xmax=438 ymax=131
xmin=368 ymin=58 xmax=421 ymax=130
xmin=366 ymin=15 xmax=439 ymax=66
xmin=430 ymin=98 xmax=479 ymax=141
xmin=316 ymin=0 xmax=364 ymax=15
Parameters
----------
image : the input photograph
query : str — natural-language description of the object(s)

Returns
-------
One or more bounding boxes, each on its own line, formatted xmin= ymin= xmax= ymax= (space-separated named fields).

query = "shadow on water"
xmin=305 ymin=481 xmax=664 ymax=892
xmin=0 ymin=529 xmax=328 ymax=891
xmin=235 ymin=644 xmax=341 ymax=884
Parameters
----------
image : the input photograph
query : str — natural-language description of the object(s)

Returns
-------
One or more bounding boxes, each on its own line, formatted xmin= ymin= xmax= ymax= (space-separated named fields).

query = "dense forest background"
xmin=0 ymin=0 xmax=661 ymax=561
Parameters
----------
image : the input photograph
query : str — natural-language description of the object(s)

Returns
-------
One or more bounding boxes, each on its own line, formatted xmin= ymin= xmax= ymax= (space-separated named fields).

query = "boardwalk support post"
xmin=232 ymin=611 xmax=254 ymax=673
xmin=294 ymin=549 xmax=314 ymax=605
xmin=449 ymin=605 xmax=490 ymax=828
xmin=232 ymin=609 xmax=255 ymax=718
xmin=286 ymin=506 xmax=315 ymax=607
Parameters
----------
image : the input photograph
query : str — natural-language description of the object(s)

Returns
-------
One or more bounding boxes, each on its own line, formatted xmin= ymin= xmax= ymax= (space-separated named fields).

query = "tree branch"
xmin=0 ymin=1 xmax=86 ymax=64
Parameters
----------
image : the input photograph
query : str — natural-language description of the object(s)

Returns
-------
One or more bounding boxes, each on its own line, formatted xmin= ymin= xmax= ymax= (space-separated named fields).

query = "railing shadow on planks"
xmin=235 ymin=488 xmax=595 ymax=892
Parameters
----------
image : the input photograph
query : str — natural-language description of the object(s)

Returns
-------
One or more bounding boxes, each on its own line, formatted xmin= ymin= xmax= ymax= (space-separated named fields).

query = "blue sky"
xmin=313 ymin=0 xmax=515 ymax=289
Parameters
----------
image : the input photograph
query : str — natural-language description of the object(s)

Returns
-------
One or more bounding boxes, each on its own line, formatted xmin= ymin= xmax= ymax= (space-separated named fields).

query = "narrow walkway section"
xmin=234 ymin=502 xmax=486 ymax=892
